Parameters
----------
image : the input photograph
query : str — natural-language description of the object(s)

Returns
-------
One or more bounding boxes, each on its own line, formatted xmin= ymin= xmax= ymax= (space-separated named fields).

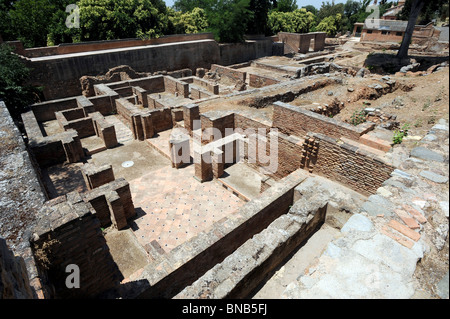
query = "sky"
xmin=163 ymin=0 xmax=349 ymax=10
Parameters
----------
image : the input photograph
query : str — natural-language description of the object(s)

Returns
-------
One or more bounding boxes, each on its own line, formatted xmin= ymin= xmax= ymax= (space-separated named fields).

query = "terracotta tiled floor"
xmin=129 ymin=164 xmax=245 ymax=253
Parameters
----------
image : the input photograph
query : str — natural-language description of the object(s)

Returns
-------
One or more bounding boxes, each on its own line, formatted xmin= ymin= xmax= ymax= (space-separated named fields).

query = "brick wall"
xmin=0 ymin=238 xmax=34 ymax=299
xmin=192 ymin=77 xmax=219 ymax=95
xmin=201 ymin=111 xmax=235 ymax=144
xmin=248 ymin=73 xmax=280 ymax=88
xmin=133 ymin=170 xmax=307 ymax=299
xmin=272 ymin=101 xmax=370 ymax=141
xmin=311 ymin=133 xmax=394 ymax=196
xmin=22 ymin=111 xmax=84 ymax=167
xmin=32 ymin=97 xmax=78 ymax=122
xmin=246 ymin=131 xmax=304 ymax=181
xmin=190 ymin=87 xmax=212 ymax=100
xmin=210 ymin=64 xmax=247 ymax=83
xmin=361 ymin=30 xmax=404 ymax=42
xmin=163 ymin=76 xmax=190 ymax=98
xmin=30 ymin=193 xmax=122 ymax=298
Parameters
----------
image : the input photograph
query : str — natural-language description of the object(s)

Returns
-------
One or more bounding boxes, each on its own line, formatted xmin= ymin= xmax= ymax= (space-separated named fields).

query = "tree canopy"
xmin=0 ymin=44 xmax=40 ymax=119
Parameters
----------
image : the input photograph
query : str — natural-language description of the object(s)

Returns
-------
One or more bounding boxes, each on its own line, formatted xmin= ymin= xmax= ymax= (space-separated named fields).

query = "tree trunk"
xmin=396 ymin=0 xmax=425 ymax=59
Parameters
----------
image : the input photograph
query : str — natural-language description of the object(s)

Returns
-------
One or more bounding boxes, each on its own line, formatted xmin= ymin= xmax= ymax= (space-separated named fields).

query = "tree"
xmin=8 ymin=0 xmax=57 ymax=47
xmin=0 ymin=44 xmax=40 ymax=119
xmin=167 ymin=7 xmax=208 ymax=34
xmin=246 ymin=0 xmax=273 ymax=35
xmin=77 ymin=0 xmax=169 ymax=41
xmin=173 ymin=0 xmax=213 ymax=12
xmin=267 ymin=8 xmax=316 ymax=35
xmin=396 ymin=0 xmax=447 ymax=58
xmin=207 ymin=0 xmax=252 ymax=42
xmin=302 ymin=5 xmax=317 ymax=16
xmin=273 ymin=0 xmax=297 ymax=12
xmin=316 ymin=13 xmax=343 ymax=36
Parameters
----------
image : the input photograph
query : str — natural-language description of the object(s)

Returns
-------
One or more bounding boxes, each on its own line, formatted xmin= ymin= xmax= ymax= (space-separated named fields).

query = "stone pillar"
xmin=169 ymin=131 xmax=191 ymax=169
xmin=141 ymin=113 xmax=154 ymax=139
xmin=194 ymin=150 xmax=212 ymax=183
xmin=106 ymin=191 xmax=128 ymax=230
xmin=132 ymin=114 xmax=144 ymax=141
xmin=61 ymin=130 xmax=84 ymax=163
xmin=299 ymin=34 xmax=312 ymax=54
xmin=183 ymin=104 xmax=200 ymax=133
xmin=313 ymin=32 xmax=327 ymax=52
xmin=211 ymin=148 xmax=224 ymax=179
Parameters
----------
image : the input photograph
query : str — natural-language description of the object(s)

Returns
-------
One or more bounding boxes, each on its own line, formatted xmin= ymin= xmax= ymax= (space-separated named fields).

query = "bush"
xmin=393 ymin=124 xmax=410 ymax=145
xmin=349 ymin=109 xmax=366 ymax=126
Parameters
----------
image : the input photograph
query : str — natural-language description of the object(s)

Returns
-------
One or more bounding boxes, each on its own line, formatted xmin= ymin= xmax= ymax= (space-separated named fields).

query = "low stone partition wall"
xmin=245 ymin=130 xmax=304 ymax=181
xmin=190 ymin=87 xmax=212 ymax=100
xmin=90 ymin=113 xmax=118 ymax=149
xmin=163 ymin=76 xmax=189 ymax=98
xmin=22 ymin=111 xmax=84 ymax=167
xmin=248 ymin=73 xmax=280 ymax=88
xmin=278 ymin=32 xmax=327 ymax=54
xmin=188 ymin=77 xmax=219 ymax=95
xmin=82 ymin=178 xmax=136 ymax=230
xmin=31 ymin=97 xmax=79 ymax=122
xmin=55 ymin=110 xmax=96 ymax=139
xmin=175 ymin=192 xmax=327 ymax=298
xmin=210 ymin=64 xmax=247 ymax=83
xmin=117 ymin=169 xmax=308 ymax=299
xmin=201 ymin=111 xmax=235 ymax=144
xmin=30 ymin=192 xmax=122 ymax=298
xmin=273 ymin=101 xmax=374 ymax=141
xmin=309 ymin=132 xmax=395 ymax=196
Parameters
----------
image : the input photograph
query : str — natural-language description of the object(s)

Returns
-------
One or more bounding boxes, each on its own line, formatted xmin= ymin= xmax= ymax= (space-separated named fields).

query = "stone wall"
xmin=310 ymin=133 xmax=395 ymax=196
xmin=175 ymin=192 xmax=327 ymax=299
xmin=210 ymin=64 xmax=247 ymax=83
xmin=0 ymin=238 xmax=34 ymax=299
xmin=122 ymin=170 xmax=308 ymax=299
xmin=30 ymin=192 xmax=122 ymax=298
xmin=248 ymin=73 xmax=280 ymax=88
xmin=21 ymin=111 xmax=85 ymax=167
xmin=26 ymin=40 xmax=221 ymax=100
xmin=0 ymin=101 xmax=49 ymax=299
xmin=272 ymin=101 xmax=373 ymax=141
xmin=219 ymin=39 xmax=273 ymax=66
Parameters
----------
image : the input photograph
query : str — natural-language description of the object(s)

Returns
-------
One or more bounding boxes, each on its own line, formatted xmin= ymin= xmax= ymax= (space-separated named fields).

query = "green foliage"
xmin=167 ymin=7 xmax=208 ymax=34
xmin=398 ymin=0 xmax=448 ymax=25
xmin=316 ymin=13 xmax=342 ymax=37
xmin=393 ymin=124 xmax=410 ymax=145
xmin=267 ymin=8 xmax=316 ymax=35
xmin=349 ymin=108 xmax=367 ymax=126
xmin=0 ymin=45 xmax=40 ymax=119
xmin=7 ymin=0 xmax=60 ymax=48
xmin=77 ymin=0 xmax=169 ymax=41
xmin=207 ymin=0 xmax=253 ymax=43
xmin=273 ymin=0 xmax=297 ymax=12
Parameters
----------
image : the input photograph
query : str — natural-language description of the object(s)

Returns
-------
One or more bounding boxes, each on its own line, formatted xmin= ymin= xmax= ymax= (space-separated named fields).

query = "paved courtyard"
xmin=129 ymin=164 xmax=245 ymax=253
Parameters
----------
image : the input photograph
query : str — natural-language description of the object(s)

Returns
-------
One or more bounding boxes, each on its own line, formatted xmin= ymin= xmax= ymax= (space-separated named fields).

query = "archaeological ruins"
xmin=0 ymin=30 xmax=449 ymax=300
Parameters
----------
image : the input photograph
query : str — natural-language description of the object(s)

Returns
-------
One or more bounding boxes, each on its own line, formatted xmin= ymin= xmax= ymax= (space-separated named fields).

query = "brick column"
xmin=211 ymin=148 xmax=224 ymax=179
xmin=169 ymin=132 xmax=191 ymax=169
xmin=183 ymin=104 xmax=200 ymax=133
